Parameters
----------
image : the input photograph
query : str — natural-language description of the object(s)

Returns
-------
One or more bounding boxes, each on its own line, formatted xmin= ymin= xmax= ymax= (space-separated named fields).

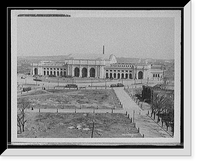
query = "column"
xmin=72 ymin=65 xmax=74 ymax=77
xmin=55 ymin=68 xmax=57 ymax=76
xmin=87 ymin=66 xmax=90 ymax=78
xmin=67 ymin=65 xmax=70 ymax=76
xmin=79 ymin=66 xmax=82 ymax=77
xmin=95 ymin=66 xmax=98 ymax=78
xmin=99 ymin=66 xmax=104 ymax=79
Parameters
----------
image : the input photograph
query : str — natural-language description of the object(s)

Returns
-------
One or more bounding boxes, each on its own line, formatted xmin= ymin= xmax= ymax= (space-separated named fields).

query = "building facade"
xmin=32 ymin=54 xmax=164 ymax=80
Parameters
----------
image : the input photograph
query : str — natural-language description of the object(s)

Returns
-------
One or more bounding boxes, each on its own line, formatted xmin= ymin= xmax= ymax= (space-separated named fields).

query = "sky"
xmin=17 ymin=15 xmax=175 ymax=59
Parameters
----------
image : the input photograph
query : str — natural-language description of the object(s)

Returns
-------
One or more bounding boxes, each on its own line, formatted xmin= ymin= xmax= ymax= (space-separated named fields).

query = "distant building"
xmin=31 ymin=53 xmax=164 ymax=80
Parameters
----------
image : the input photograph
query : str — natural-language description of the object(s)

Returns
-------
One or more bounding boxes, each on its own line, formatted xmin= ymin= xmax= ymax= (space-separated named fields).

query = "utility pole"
xmin=91 ymin=112 xmax=95 ymax=138
xmin=103 ymin=45 xmax=105 ymax=54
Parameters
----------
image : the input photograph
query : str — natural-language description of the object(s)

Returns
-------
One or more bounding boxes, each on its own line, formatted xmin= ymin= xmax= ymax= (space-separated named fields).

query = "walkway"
xmin=26 ymin=108 xmax=125 ymax=114
xmin=113 ymin=87 xmax=171 ymax=138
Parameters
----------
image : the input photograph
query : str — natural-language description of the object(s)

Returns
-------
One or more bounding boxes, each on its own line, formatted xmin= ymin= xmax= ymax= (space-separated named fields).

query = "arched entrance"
xmin=74 ymin=67 xmax=80 ymax=77
xmin=82 ymin=68 xmax=87 ymax=78
xmin=121 ymin=73 xmax=124 ymax=79
xmin=106 ymin=73 xmax=109 ymax=78
xmin=34 ymin=68 xmax=38 ymax=75
xmin=110 ymin=73 xmax=112 ymax=79
xmin=125 ymin=73 xmax=128 ymax=79
xmin=113 ymin=73 xmax=116 ymax=79
xmin=90 ymin=68 xmax=95 ymax=77
xmin=129 ymin=73 xmax=132 ymax=79
xmin=138 ymin=71 xmax=143 ymax=79
xmin=118 ymin=73 xmax=120 ymax=79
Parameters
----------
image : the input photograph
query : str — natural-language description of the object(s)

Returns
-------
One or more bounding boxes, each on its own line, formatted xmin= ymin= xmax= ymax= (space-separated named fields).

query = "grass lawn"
xmin=18 ymin=112 xmax=142 ymax=138
xmin=18 ymin=89 xmax=121 ymax=109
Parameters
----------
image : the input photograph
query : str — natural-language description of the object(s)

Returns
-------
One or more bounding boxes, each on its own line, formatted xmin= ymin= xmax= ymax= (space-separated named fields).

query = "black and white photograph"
xmin=4 ymin=3 xmax=192 ymax=156
xmin=14 ymin=9 xmax=180 ymax=142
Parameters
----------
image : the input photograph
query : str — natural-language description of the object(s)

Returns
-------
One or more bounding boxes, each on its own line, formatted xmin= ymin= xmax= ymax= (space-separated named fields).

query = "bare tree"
xmin=161 ymin=96 xmax=174 ymax=133
xmin=151 ymin=94 xmax=165 ymax=120
xmin=17 ymin=98 xmax=30 ymax=134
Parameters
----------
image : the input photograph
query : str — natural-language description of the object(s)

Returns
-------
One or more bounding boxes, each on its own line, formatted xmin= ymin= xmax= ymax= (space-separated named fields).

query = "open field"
xmin=18 ymin=112 xmax=142 ymax=138
xmin=18 ymin=89 xmax=121 ymax=109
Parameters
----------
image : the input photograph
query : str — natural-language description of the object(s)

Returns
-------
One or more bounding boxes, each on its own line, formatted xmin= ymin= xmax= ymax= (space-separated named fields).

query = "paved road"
xmin=18 ymin=74 xmax=162 ymax=89
xmin=113 ymin=87 xmax=171 ymax=138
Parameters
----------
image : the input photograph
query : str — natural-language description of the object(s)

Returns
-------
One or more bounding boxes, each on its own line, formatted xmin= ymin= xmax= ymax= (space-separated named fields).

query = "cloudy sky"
xmin=17 ymin=12 xmax=176 ymax=59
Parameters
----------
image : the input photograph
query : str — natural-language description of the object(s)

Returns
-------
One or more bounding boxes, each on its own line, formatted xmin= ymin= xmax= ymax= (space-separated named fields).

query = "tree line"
xmin=142 ymin=85 xmax=174 ymax=135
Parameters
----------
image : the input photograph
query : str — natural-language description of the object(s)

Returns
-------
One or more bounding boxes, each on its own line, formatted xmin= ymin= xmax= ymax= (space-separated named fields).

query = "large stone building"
xmin=32 ymin=53 xmax=164 ymax=80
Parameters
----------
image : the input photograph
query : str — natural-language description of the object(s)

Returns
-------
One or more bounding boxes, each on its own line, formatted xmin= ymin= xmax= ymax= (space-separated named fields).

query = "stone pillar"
xmin=87 ymin=66 xmax=90 ymax=78
xmin=99 ymin=66 xmax=104 ymax=79
xmin=108 ymin=70 xmax=110 ymax=78
xmin=55 ymin=68 xmax=57 ymax=76
xmin=72 ymin=65 xmax=74 ymax=77
xmin=95 ymin=66 xmax=98 ymax=78
xmin=79 ymin=66 xmax=82 ymax=77
xmin=67 ymin=65 xmax=70 ymax=76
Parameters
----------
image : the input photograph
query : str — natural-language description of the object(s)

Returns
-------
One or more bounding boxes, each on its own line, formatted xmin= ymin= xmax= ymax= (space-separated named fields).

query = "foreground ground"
xmin=18 ymin=89 xmax=120 ymax=109
xmin=18 ymin=112 xmax=142 ymax=138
